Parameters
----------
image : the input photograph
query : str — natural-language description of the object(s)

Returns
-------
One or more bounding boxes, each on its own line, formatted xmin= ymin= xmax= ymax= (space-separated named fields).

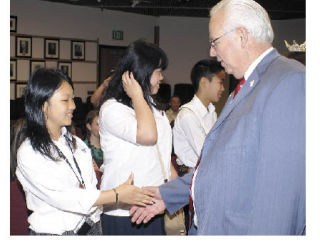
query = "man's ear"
xmin=237 ymin=27 xmax=249 ymax=48
xmin=199 ymin=77 xmax=209 ymax=89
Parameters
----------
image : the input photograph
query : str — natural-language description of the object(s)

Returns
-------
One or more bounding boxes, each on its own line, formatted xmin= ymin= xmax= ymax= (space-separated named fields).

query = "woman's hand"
xmin=122 ymin=71 xmax=143 ymax=100
xmin=103 ymin=75 xmax=112 ymax=88
xmin=92 ymin=159 xmax=100 ymax=172
xmin=116 ymin=173 xmax=154 ymax=206
xmin=122 ymin=71 xmax=157 ymax=145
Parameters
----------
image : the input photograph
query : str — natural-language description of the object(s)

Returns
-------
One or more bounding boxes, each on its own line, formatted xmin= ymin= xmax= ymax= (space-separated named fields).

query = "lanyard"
xmin=53 ymin=135 xmax=86 ymax=189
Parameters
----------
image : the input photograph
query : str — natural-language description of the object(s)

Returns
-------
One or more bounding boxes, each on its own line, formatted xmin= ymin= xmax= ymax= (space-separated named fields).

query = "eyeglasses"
xmin=209 ymin=29 xmax=235 ymax=48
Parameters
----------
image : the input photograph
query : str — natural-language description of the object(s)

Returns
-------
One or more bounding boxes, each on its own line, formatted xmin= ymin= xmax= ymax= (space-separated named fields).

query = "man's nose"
xmin=210 ymin=46 xmax=217 ymax=57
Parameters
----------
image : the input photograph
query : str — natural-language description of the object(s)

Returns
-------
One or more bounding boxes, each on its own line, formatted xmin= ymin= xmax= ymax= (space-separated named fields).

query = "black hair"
xmin=10 ymin=118 xmax=26 ymax=181
xmin=190 ymin=59 xmax=224 ymax=92
xmin=170 ymin=95 xmax=181 ymax=101
xmin=24 ymin=68 xmax=76 ymax=161
xmin=100 ymin=39 xmax=168 ymax=109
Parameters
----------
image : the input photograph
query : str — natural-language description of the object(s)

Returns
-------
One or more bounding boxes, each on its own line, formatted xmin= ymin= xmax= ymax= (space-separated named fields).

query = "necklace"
xmin=53 ymin=135 xmax=86 ymax=189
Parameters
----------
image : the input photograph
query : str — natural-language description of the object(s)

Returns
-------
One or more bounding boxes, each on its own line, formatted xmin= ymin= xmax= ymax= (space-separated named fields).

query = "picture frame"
xmin=58 ymin=62 xmax=72 ymax=79
xmin=10 ymin=59 xmax=17 ymax=81
xmin=16 ymin=36 xmax=32 ymax=58
xmin=16 ymin=83 xmax=27 ymax=98
xmin=30 ymin=60 xmax=45 ymax=75
xmin=71 ymin=40 xmax=85 ymax=60
xmin=10 ymin=16 xmax=17 ymax=32
xmin=45 ymin=38 xmax=59 ymax=59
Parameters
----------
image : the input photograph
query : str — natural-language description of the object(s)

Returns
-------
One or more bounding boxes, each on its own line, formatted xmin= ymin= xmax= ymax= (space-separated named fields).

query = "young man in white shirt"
xmin=173 ymin=59 xmax=226 ymax=170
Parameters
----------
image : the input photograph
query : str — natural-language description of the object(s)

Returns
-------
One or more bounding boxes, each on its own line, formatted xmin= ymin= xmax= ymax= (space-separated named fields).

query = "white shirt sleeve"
xmin=173 ymin=109 xmax=206 ymax=167
xmin=99 ymin=99 xmax=137 ymax=144
xmin=16 ymin=140 xmax=101 ymax=216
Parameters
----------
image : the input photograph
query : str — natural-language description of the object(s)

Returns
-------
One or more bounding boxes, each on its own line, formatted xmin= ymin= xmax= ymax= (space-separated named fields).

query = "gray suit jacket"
xmin=160 ymin=49 xmax=305 ymax=235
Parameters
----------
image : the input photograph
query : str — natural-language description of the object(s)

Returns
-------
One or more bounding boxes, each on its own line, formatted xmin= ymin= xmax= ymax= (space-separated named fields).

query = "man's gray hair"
xmin=210 ymin=0 xmax=274 ymax=43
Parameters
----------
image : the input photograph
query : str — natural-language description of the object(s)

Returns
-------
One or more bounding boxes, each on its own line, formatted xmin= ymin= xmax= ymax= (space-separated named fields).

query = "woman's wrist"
xmin=112 ymin=188 xmax=119 ymax=203
xmin=131 ymin=94 xmax=147 ymax=108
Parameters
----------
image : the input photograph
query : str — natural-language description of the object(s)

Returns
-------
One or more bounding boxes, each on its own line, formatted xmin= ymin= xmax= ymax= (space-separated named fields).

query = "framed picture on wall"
xmin=30 ymin=60 xmax=45 ymax=75
xmin=16 ymin=83 xmax=27 ymax=98
xmin=58 ymin=62 xmax=72 ymax=79
xmin=45 ymin=39 xmax=59 ymax=59
xmin=10 ymin=59 xmax=17 ymax=80
xmin=10 ymin=16 xmax=17 ymax=32
xmin=71 ymin=40 xmax=85 ymax=60
xmin=16 ymin=36 xmax=32 ymax=57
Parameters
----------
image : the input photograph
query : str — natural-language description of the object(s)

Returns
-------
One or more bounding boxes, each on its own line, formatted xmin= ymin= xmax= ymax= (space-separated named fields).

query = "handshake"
xmin=129 ymin=186 xmax=166 ymax=224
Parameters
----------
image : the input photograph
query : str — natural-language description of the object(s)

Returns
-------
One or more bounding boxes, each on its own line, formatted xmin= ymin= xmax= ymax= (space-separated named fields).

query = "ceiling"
xmin=42 ymin=0 xmax=305 ymax=20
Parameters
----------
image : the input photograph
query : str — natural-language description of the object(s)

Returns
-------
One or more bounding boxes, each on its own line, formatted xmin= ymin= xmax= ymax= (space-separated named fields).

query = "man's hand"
xmin=129 ymin=186 xmax=166 ymax=224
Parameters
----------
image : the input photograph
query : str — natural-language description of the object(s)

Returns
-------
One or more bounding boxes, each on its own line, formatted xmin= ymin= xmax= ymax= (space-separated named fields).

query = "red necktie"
xmin=188 ymin=155 xmax=201 ymax=228
xmin=233 ymin=77 xmax=246 ymax=98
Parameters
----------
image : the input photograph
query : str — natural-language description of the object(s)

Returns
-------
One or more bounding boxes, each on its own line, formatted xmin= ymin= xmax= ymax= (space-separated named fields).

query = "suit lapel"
xmin=211 ymin=49 xmax=280 ymax=132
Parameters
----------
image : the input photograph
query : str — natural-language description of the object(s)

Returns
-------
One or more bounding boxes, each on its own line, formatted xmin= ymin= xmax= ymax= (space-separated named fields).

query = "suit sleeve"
xmin=249 ymin=72 xmax=305 ymax=234
xmin=159 ymin=171 xmax=193 ymax=214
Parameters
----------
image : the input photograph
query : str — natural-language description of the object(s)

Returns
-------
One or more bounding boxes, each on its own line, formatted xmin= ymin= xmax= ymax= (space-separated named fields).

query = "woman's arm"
xmin=16 ymin=145 xmax=153 ymax=215
xmin=122 ymin=71 xmax=157 ymax=145
xmin=94 ymin=173 xmax=154 ymax=206
xmin=90 ymin=76 xmax=111 ymax=108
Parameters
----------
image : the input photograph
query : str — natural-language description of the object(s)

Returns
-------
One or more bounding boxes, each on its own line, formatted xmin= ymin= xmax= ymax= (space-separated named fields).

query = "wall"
xmin=272 ymin=19 xmax=306 ymax=54
xmin=10 ymin=0 xmax=156 ymax=101
xmin=10 ymin=0 xmax=155 ymax=45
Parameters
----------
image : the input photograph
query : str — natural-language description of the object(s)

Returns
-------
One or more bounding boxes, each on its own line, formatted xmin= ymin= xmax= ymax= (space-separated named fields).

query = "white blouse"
xmin=16 ymin=127 xmax=101 ymax=235
xmin=173 ymin=95 xmax=217 ymax=168
xmin=99 ymin=98 xmax=172 ymax=216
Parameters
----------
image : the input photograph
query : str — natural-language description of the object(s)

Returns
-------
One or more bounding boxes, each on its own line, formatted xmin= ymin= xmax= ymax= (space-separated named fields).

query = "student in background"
xmin=84 ymin=110 xmax=103 ymax=188
xmin=173 ymin=59 xmax=225 ymax=171
xmin=165 ymin=95 xmax=181 ymax=127
xmin=84 ymin=110 xmax=103 ymax=172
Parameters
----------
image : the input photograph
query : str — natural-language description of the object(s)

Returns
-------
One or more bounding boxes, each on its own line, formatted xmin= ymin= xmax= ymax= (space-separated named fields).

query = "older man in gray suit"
xmin=130 ymin=0 xmax=305 ymax=235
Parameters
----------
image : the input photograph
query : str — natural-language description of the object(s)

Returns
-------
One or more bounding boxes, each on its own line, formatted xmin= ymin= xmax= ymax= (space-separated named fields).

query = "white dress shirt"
xmin=244 ymin=47 xmax=273 ymax=81
xmin=99 ymin=98 xmax=172 ymax=216
xmin=16 ymin=127 xmax=101 ymax=235
xmin=173 ymin=95 xmax=217 ymax=168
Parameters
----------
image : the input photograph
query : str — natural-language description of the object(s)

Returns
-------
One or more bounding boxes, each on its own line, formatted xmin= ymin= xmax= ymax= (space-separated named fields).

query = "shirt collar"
xmin=57 ymin=126 xmax=72 ymax=142
xmin=193 ymin=95 xmax=215 ymax=118
xmin=244 ymin=47 xmax=273 ymax=80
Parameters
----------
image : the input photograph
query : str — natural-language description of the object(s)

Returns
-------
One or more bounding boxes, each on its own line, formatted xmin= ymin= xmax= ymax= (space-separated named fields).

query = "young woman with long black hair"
xmin=15 ymin=68 xmax=153 ymax=235
xmin=99 ymin=40 xmax=177 ymax=235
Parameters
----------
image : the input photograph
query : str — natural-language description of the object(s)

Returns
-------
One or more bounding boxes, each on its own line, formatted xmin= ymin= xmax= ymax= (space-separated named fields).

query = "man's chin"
xmin=228 ymin=71 xmax=242 ymax=79
xmin=225 ymin=68 xmax=232 ymax=75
